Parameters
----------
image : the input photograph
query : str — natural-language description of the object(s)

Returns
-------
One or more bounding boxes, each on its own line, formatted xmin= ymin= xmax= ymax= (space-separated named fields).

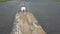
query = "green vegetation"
xmin=0 ymin=0 xmax=10 ymax=2
xmin=56 ymin=0 xmax=60 ymax=2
